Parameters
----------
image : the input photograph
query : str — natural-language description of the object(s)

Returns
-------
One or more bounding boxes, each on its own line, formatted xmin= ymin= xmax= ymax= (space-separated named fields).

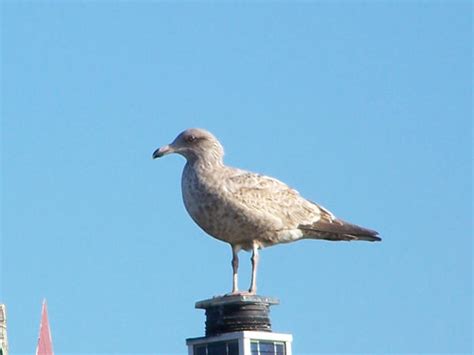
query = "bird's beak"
xmin=152 ymin=144 xmax=174 ymax=159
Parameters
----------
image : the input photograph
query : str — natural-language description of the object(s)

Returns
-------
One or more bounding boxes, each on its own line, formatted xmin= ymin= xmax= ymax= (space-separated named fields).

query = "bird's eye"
xmin=185 ymin=135 xmax=197 ymax=143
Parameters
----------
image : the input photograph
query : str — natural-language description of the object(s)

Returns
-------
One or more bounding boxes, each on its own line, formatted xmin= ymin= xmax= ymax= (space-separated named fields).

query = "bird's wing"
xmin=225 ymin=171 xmax=322 ymax=229
xmin=226 ymin=170 xmax=380 ymax=242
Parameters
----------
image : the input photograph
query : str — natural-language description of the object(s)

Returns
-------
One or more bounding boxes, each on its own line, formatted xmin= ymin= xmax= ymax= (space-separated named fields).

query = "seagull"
xmin=153 ymin=128 xmax=381 ymax=295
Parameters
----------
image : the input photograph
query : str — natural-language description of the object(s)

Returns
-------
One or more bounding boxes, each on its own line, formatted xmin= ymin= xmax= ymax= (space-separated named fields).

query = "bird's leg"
xmin=231 ymin=245 xmax=240 ymax=294
xmin=249 ymin=242 xmax=259 ymax=294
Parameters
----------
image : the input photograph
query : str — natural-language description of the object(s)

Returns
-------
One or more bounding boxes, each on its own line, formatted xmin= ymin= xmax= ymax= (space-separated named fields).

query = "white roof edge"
xmin=186 ymin=330 xmax=293 ymax=345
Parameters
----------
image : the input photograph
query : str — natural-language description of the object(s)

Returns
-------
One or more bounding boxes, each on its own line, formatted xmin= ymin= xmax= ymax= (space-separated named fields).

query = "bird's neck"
xmin=186 ymin=154 xmax=224 ymax=174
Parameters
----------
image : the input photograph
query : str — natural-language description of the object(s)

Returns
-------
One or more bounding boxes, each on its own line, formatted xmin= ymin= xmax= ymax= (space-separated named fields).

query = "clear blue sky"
xmin=1 ymin=2 xmax=472 ymax=354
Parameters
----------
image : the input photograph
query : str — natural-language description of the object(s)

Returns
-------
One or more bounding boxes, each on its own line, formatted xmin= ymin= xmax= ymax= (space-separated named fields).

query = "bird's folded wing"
xmin=226 ymin=172 xmax=322 ymax=228
xmin=226 ymin=171 xmax=380 ymax=241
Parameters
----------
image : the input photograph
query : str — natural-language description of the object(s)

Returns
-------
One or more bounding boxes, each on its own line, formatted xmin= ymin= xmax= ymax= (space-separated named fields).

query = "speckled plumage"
xmin=153 ymin=128 xmax=380 ymax=294
xmin=182 ymin=163 xmax=318 ymax=250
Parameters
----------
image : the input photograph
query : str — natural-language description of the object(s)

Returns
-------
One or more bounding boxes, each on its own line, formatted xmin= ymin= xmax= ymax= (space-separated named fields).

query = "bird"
xmin=152 ymin=128 xmax=381 ymax=295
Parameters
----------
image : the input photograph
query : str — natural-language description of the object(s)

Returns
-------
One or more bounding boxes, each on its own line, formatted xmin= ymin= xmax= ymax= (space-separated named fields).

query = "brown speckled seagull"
xmin=153 ymin=128 xmax=381 ymax=295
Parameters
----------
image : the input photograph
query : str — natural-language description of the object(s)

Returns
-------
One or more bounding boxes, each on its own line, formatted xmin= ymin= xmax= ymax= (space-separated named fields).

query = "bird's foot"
xmin=225 ymin=290 xmax=256 ymax=297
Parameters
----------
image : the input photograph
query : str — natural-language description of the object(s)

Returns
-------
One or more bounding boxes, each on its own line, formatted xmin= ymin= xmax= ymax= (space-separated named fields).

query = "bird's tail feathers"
xmin=299 ymin=219 xmax=381 ymax=242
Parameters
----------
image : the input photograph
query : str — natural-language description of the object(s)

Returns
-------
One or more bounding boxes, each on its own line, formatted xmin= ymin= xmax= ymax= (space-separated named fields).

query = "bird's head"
xmin=152 ymin=128 xmax=224 ymax=164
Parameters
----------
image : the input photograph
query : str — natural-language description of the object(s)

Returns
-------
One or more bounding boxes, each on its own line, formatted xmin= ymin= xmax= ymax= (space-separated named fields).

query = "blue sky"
xmin=1 ymin=1 xmax=472 ymax=354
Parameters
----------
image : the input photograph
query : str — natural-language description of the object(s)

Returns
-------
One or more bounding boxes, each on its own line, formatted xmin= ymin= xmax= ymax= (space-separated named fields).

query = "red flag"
xmin=36 ymin=299 xmax=54 ymax=355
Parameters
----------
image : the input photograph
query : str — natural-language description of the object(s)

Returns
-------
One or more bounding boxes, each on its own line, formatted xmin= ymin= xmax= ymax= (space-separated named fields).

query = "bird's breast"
xmin=181 ymin=167 xmax=224 ymax=234
xmin=181 ymin=166 xmax=270 ymax=244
